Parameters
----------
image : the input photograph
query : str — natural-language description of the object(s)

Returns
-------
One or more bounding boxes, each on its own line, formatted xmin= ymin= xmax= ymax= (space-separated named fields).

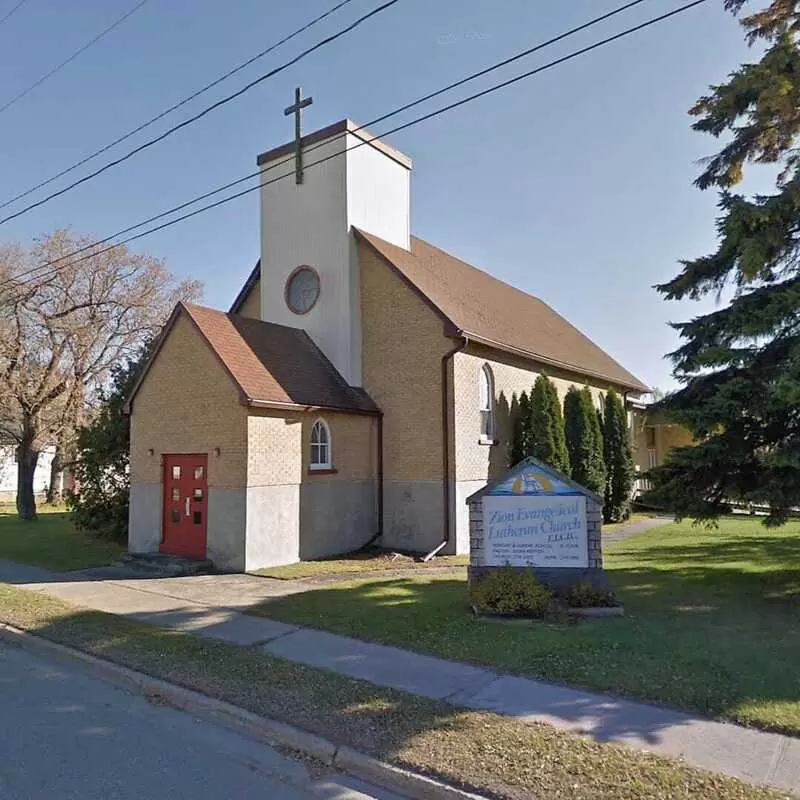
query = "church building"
xmin=126 ymin=114 xmax=648 ymax=571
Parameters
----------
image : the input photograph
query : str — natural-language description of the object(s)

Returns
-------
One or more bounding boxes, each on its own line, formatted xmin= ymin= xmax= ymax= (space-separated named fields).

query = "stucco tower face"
xmin=257 ymin=120 xmax=412 ymax=386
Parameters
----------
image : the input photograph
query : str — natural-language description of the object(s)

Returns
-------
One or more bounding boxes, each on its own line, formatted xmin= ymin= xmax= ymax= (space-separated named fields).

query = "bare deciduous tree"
xmin=0 ymin=230 xmax=200 ymax=520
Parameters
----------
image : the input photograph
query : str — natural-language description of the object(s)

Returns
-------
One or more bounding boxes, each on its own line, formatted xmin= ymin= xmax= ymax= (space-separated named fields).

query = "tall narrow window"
xmin=479 ymin=365 xmax=494 ymax=441
xmin=310 ymin=419 xmax=331 ymax=470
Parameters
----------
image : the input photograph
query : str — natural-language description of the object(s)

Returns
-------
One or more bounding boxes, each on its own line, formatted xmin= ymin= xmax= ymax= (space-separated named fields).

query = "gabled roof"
xmin=466 ymin=456 xmax=603 ymax=505
xmin=355 ymin=230 xmax=649 ymax=393
xmin=126 ymin=303 xmax=378 ymax=415
xmin=229 ymin=260 xmax=260 ymax=314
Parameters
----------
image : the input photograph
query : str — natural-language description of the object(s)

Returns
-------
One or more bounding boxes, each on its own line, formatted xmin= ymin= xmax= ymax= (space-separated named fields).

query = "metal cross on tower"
xmin=284 ymin=87 xmax=313 ymax=184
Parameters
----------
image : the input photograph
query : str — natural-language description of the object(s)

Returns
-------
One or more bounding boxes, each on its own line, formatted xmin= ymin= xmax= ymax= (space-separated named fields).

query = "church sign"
xmin=483 ymin=494 xmax=588 ymax=568
xmin=467 ymin=457 xmax=607 ymax=592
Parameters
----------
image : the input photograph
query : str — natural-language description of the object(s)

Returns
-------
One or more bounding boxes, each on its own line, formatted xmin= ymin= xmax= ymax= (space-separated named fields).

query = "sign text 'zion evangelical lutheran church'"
xmin=483 ymin=494 xmax=588 ymax=568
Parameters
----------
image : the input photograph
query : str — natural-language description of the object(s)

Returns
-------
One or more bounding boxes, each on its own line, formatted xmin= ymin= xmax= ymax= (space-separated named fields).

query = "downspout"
xmin=423 ymin=336 xmax=467 ymax=562
xmin=360 ymin=411 xmax=384 ymax=551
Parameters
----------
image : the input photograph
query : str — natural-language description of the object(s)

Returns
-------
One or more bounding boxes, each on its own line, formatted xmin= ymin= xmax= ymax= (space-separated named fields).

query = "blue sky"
xmin=0 ymin=0 xmax=761 ymax=390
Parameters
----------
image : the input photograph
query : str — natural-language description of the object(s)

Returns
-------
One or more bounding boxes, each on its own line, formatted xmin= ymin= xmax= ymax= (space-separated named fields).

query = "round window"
xmin=285 ymin=266 xmax=320 ymax=315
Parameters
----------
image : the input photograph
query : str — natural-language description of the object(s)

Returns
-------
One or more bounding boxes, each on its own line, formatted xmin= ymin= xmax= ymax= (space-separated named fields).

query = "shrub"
xmin=567 ymin=580 xmax=617 ymax=608
xmin=564 ymin=386 xmax=606 ymax=495
xmin=67 ymin=346 xmax=150 ymax=543
xmin=603 ymin=389 xmax=635 ymax=523
xmin=470 ymin=568 xmax=552 ymax=616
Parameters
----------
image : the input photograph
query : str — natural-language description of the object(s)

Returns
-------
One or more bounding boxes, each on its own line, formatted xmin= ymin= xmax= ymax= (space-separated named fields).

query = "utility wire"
xmin=0 ymin=0 xmax=356 ymax=213
xmin=0 ymin=0 xmax=655 ymax=290
xmin=0 ymin=0 xmax=29 ymax=28
xmin=0 ymin=0 xmax=709 ymax=298
xmin=0 ymin=0 xmax=151 ymax=115
xmin=0 ymin=0 xmax=401 ymax=228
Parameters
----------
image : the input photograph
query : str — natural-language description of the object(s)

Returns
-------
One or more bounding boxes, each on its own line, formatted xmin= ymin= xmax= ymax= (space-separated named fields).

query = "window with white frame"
xmin=479 ymin=365 xmax=494 ymax=441
xmin=310 ymin=419 xmax=331 ymax=470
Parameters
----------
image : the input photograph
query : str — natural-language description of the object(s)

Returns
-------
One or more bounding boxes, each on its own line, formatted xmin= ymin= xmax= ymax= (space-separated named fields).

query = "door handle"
xmin=185 ymin=497 xmax=190 ymax=517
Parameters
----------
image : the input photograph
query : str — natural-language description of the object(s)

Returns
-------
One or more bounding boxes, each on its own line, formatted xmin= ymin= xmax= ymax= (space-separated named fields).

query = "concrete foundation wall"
xmin=207 ymin=488 xmax=247 ymax=572
xmin=380 ymin=480 xmax=443 ymax=553
xmin=299 ymin=480 xmax=376 ymax=560
xmin=128 ymin=483 xmax=161 ymax=554
xmin=245 ymin=485 xmax=300 ymax=570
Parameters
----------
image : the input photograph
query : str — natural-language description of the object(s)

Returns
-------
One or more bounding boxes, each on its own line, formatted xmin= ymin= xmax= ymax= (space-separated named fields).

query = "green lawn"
xmin=0 ymin=583 xmax=786 ymax=800
xmin=0 ymin=504 xmax=123 ymax=571
xmin=248 ymin=518 xmax=800 ymax=736
xmin=253 ymin=549 xmax=469 ymax=580
xmin=254 ymin=514 xmax=656 ymax=580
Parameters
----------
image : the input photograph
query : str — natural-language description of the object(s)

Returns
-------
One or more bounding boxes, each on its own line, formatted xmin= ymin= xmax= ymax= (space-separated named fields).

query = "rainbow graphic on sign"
xmin=487 ymin=459 xmax=584 ymax=497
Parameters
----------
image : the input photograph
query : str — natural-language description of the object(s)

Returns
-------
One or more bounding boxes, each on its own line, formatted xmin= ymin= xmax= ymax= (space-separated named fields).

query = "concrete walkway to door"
xmin=0 ymin=552 xmax=798 ymax=795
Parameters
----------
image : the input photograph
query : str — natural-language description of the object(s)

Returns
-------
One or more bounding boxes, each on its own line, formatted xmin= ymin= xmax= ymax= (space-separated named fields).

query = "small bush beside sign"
xmin=470 ymin=567 xmax=552 ymax=616
xmin=467 ymin=457 xmax=620 ymax=617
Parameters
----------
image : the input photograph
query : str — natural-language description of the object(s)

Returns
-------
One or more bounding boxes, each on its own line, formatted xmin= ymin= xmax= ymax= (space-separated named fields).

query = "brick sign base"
xmin=468 ymin=496 xmax=610 ymax=593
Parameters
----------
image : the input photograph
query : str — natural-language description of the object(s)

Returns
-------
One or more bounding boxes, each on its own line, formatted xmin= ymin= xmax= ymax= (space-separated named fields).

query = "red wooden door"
xmin=161 ymin=454 xmax=208 ymax=559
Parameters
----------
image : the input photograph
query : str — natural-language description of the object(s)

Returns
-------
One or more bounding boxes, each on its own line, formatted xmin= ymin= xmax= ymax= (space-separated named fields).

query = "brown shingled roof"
xmin=355 ymin=230 xmax=648 ymax=393
xmin=128 ymin=303 xmax=378 ymax=415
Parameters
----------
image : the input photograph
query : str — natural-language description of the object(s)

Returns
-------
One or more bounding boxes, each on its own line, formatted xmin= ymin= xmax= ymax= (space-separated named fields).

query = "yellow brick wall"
xmin=246 ymin=409 xmax=303 ymax=487
xmin=301 ymin=412 xmax=377 ymax=482
xmin=236 ymin=277 xmax=261 ymax=319
xmin=359 ymin=240 xmax=452 ymax=481
xmin=130 ymin=313 xmax=247 ymax=488
xmin=453 ymin=344 xmax=620 ymax=483
xmin=246 ymin=408 xmax=377 ymax=487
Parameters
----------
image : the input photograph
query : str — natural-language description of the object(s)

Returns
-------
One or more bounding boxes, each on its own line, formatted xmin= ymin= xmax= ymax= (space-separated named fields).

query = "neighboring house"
xmin=125 ymin=118 xmax=648 ymax=572
xmin=0 ymin=443 xmax=58 ymax=502
xmin=629 ymin=398 xmax=694 ymax=493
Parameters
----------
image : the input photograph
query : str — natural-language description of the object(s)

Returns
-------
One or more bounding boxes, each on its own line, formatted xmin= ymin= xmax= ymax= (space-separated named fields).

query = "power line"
xmin=0 ymin=0 xmax=655 ymax=291
xmin=0 ymin=0 xmax=29 ymax=28
xmin=0 ymin=0 xmax=709 ymax=299
xmin=0 ymin=0 xmax=356 ymax=213
xmin=0 ymin=0 xmax=151 ymax=115
xmin=0 ymin=0 xmax=401 ymax=228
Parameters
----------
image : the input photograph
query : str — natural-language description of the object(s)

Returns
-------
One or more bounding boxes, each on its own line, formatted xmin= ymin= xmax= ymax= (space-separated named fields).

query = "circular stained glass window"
xmin=285 ymin=266 xmax=320 ymax=315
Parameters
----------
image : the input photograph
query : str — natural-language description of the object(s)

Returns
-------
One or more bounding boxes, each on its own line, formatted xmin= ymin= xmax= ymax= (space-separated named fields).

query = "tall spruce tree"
xmin=564 ymin=387 xmax=583 ymax=478
xmin=528 ymin=375 xmax=569 ymax=472
xmin=510 ymin=390 xmax=531 ymax=465
xmin=564 ymin=386 xmax=606 ymax=494
xmin=603 ymin=389 xmax=635 ymax=523
xmin=545 ymin=379 xmax=570 ymax=474
xmin=584 ymin=387 xmax=606 ymax=495
xmin=649 ymin=1 xmax=800 ymax=525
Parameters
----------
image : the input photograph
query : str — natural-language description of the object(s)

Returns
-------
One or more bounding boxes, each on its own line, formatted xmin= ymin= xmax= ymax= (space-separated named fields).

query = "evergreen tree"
xmin=545 ymin=379 xmax=570 ymax=474
xmin=527 ymin=375 xmax=559 ymax=469
xmin=564 ymin=387 xmax=583 ymax=479
xmin=66 ymin=346 xmax=150 ymax=542
xmin=649 ymin=1 xmax=800 ymax=525
xmin=603 ymin=389 xmax=635 ymax=523
xmin=583 ymin=387 xmax=606 ymax=496
xmin=510 ymin=390 xmax=531 ymax=465
xmin=564 ymin=386 xmax=605 ymax=494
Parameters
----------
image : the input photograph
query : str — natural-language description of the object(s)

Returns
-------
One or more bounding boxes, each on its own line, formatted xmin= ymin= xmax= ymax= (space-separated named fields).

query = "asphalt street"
xmin=0 ymin=643 xmax=404 ymax=800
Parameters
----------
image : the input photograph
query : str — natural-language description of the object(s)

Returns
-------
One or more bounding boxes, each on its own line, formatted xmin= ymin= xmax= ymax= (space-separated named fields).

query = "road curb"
xmin=0 ymin=622 xmax=485 ymax=800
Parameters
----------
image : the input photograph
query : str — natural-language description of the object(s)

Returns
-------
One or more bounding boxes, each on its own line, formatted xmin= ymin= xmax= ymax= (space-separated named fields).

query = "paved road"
xmin=0 ymin=644 xmax=403 ymax=800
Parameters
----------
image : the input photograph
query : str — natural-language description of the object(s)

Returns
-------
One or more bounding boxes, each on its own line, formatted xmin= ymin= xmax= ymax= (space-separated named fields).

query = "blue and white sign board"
xmin=478 ymin=460 xmax=592 ymax=569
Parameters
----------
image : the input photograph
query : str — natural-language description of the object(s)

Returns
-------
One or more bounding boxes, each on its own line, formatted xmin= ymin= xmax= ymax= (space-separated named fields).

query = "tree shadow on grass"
xmin=21 ymin=604 xmax=704 ymax=774
xmin=255 ymin=563 xmax=800 ymax=736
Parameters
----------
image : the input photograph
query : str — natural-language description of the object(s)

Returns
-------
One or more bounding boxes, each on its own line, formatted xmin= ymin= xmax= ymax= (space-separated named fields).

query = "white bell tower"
xmin=257 ymin=96 xmax=412 ymax=387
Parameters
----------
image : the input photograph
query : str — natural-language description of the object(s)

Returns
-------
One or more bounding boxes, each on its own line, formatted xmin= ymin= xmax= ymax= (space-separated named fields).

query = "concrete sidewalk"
xmin=1 ymin=558 xmax=798 ymax=794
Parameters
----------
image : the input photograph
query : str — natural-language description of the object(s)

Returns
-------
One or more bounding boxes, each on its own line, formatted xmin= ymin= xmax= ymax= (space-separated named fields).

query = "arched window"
xmin=479 ymin=365 xmax=494 ymax=441
xmin=310 ymin=419 xmax=331 ymax=470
